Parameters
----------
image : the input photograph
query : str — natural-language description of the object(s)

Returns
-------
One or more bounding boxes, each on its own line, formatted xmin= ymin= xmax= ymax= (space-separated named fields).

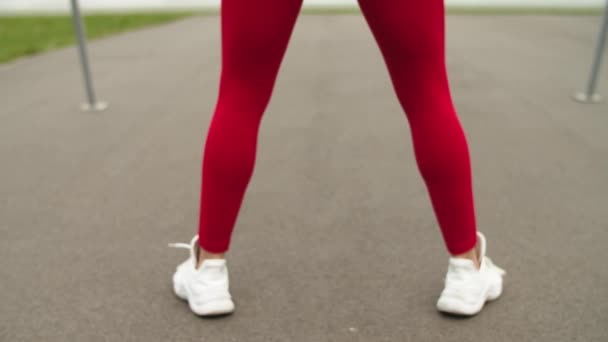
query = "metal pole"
xmin=575 ymin=0 xmax=608 ymax=104
xmin=69 ymin=0 xmax=107 ymax=111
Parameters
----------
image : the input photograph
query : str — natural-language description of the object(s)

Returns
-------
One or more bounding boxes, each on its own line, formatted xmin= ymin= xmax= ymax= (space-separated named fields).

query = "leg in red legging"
xmin=198 ymin=0 xmax=303 ymax=253
xmin=358 ymin=0 xmax=478 ymax=255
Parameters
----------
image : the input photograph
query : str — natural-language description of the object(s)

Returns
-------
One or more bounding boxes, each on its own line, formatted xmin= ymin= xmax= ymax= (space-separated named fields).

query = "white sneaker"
xmin=169 ymin=236 xmax=235 ymax=316
xmin=436 ymin=232 xmax=506 ymax=316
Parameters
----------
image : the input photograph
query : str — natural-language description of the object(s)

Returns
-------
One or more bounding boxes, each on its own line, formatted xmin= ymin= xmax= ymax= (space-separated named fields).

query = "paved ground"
xmin=1 ymin=14 xmax=607 ymax=342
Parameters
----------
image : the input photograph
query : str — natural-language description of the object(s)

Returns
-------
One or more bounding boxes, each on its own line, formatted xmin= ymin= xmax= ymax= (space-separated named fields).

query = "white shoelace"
xmin=168 ymin=242 xmax=191 ymax=250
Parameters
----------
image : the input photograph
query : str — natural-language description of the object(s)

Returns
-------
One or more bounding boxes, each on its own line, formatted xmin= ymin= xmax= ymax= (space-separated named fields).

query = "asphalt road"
xmin=1 ymin=14 xmax=607 ymax=342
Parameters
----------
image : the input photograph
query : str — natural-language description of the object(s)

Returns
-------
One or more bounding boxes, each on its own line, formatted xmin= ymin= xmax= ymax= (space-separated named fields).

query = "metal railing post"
xmin=70 ymin=0 xmax=107 ymax=111
xmin=574 ymin=0 xmax=608 ymax=104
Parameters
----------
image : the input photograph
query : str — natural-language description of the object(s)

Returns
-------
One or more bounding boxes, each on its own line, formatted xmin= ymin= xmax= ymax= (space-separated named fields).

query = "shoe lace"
xmin=168 ymin=242 xmax=191 ymax=250
xmin=168 ymin=235 xmax=199 ymax=261
xmin=168 ymin=235 xmax=198 ymax=250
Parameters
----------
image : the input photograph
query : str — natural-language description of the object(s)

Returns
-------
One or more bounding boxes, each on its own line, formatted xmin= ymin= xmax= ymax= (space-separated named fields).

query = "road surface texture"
xmin=1 ymin=14 xmax=607 ymax=342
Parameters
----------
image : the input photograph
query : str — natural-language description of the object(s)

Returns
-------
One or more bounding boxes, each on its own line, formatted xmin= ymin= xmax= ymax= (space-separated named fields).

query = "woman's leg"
xmin=198 ymin=0 xmax=303 ymax=255
xmin=357 ymin=0 xmax=478 ymax=257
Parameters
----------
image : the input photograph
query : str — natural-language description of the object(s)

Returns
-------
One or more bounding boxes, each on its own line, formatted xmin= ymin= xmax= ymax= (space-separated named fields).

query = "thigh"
xmin=357 ymin=0 xmax=446 ymax=63
xmin=221 ymin=0 xmax=303 ymax=78
xmin=357 ymin=0 xmax=451 ymax=115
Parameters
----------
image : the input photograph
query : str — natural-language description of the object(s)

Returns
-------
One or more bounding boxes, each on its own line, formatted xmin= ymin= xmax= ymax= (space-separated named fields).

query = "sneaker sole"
xmin=437 ymin=279 xmax=503 ymax=316
xmin=189 ymin=299 xmax=235 ymax=316
xmin=175 ymin=281 xmax=235 ymax=316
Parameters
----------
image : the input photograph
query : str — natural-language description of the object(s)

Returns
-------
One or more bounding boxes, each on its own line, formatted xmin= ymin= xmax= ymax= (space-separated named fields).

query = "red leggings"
xmin=198 ymin=0 xmax=477 ymax=255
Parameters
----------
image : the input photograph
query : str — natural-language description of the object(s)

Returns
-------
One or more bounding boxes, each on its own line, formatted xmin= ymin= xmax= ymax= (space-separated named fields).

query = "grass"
xmin=0 ymin=13 xmax=193 ymax=63
xmin=0 ymin=7 xmax=601 ymax=63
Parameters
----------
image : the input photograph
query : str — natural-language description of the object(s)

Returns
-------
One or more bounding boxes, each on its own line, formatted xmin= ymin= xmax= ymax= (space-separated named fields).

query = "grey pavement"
xmin=1 ymin=14 xmax=607 ymax=342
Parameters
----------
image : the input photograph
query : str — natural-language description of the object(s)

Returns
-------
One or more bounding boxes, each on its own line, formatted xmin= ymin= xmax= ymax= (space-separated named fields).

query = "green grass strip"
xmin=1 ymin=7 xmax=601 ymax=63
xmin=0 ymin=13 xmax=192 ymax=63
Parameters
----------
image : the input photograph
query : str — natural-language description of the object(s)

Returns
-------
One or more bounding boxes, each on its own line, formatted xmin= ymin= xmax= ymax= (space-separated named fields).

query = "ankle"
xmin=453 ymin=248 xmax=480 ymax=270
xmin=196 ymin=246 xmax=225 ymax=268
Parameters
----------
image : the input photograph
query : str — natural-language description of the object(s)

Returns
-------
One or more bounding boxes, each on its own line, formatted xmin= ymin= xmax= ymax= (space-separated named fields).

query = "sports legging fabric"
xmin=198 ymin=0 xmax=477 ymax=255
